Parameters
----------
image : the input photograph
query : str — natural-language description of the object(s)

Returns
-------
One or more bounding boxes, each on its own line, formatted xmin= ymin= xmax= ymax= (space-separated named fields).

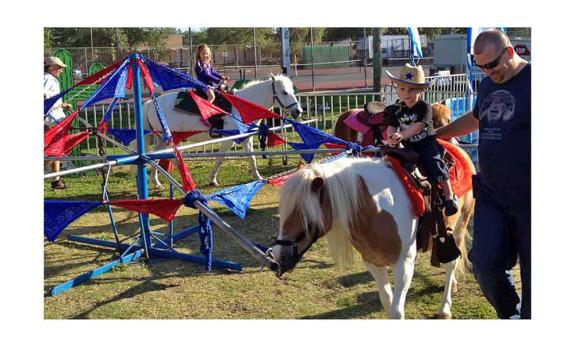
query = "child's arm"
xmin=386 ymin=125 xmax=398 ymax=146
xmin=389 ymin=122 xmax=425 ymax=144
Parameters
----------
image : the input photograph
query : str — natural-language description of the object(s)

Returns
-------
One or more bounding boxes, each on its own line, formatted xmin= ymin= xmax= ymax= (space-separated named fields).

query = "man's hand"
xmin=61 ymin=103 xmax=73 ymax=111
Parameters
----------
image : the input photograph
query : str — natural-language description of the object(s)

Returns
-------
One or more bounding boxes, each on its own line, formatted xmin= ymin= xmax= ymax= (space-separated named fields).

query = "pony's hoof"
xmin=209 ymin=182 xmax=219 ymax=187
xmin=435 ymin=312 xmax=452 ymax=319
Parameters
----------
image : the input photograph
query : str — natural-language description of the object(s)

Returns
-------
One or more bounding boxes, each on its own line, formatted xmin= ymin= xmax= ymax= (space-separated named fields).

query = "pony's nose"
xmin=291 ymin=107 xmax=302 ymax=119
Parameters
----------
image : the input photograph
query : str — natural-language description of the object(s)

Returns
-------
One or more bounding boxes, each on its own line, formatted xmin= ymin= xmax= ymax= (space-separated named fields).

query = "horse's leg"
xmin=243 ymin=136 xmax=263 ymax=181
xmin=364 ymin=261 xmax=393 ymax=315
xmin=208 ymin=139 xmax=234 ymax=186
xmin=389 ymin=244 xmax=417 ymax=319
xmin=150 ymin=139 xmax=167 ymax=189
xmin=437 ymin=258 xmax=458 ymax=319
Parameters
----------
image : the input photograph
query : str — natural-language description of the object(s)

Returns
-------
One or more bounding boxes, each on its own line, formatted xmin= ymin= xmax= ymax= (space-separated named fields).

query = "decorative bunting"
xmin=107 ymin=128 xmax=153 ymax=146
xmin=207 ymin=180 xmax=267 ymax=219
xmin=187 ymin=91 xmax=229 ymax=121
xmin=172 ymin=130 xmax=206 ymax=146
xmin=97 ymin=98 xmax=119 ymax=133
xmin=44 ymin=110 xmax=80 ymax=156
xmin=62 ymin=131 xmax=90 ymax=156
xmin=267 ymin=132 xmax=286 ymax=147
xmin=142 ymin=56 xmax=208 ymax=91
xmin=137 ymin=58 xmax=155 ymax=93
xmin=151 ymin=95 xmax=173 ymax=143
xmin=285 ymin=118 xmax=349 ymax=147
xmin=220 ymin=92 xmax=282 ymax=123
xmin=287 ymin=141 xmax=321 ymax=164
xmin=173 ymin=146 xmax=196 ymax=192
xmin=76 ymin=60 xmax=123 ymax=86
xmin=267 ymin=173 xmax=295 ymax=187
xmin=110 ymin=199 xmax=183 ymax=222
xmin=44 ymin=200 xmax=102 ymax=242
xmin=82 ymin=60 xmax=130 ymax=109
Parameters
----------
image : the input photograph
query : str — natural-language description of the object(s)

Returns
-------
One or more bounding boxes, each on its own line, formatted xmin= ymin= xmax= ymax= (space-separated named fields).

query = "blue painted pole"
xmin=131 ymin=54 xmax=152 ymax=259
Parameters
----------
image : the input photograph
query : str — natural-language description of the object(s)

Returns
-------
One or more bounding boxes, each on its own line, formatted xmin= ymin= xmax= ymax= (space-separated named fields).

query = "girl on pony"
xmin=385 ymin=64 xmax=458 ymax=216
xmin=194 ymin=43 xmax=229 ymax=103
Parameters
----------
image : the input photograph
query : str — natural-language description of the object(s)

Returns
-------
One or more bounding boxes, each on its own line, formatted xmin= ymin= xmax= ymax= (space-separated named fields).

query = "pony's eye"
xmin=282 ymin=91 xmax=288 ymax=95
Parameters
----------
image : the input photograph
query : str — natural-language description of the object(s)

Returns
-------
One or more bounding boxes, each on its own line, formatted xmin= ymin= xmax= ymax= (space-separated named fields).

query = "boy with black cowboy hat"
xmin=384 ymin=63 xmax=458 ymax=216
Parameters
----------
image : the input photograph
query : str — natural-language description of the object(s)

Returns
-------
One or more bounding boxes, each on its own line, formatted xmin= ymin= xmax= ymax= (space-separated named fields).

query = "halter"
xmin=271 ymin=80 xmax=299 ymax=112
xmin=270 ymin=187 xmax=326 ymax=276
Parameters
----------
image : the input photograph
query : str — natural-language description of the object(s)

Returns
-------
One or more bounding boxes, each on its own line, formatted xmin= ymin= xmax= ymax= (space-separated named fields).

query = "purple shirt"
xmin=195 ymin=61 xmax=223 ymax=87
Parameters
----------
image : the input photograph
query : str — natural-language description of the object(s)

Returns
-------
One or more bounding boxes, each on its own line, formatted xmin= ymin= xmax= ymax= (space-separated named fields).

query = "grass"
xmin=44 ymin=155 xmax=516 ymax=319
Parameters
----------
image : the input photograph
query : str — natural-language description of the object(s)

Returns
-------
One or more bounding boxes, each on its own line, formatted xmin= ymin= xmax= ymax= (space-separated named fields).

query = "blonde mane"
xmin=279 ymin=157 xmax=377 ymax=266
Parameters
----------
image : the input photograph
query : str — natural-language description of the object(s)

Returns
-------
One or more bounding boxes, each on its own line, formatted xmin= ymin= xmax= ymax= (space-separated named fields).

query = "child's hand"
xmin=389 ymin=132 xmax=403 ymax=145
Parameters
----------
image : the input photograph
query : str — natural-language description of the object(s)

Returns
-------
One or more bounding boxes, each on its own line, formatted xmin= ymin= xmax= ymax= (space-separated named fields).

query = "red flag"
xmin=187 ymin=91 xmax=228 ymax=121
xmin=44 ymin=110 xmax=80 ymax=156
xmin=172 ymin=130 xmax=206 ymax=146
xmin=173 ymin=146 xmax=196 ymax=192
xmin=126 ymin=65 xmax=133 ymax=90
xmin=76 ymin=61 xmax=123 ymax=86
xmin=137 ymin=59 xmax=155 ymax=93
xmin=220 ymin=92 xmax=281 ymax=123
xmin=110 ymin=199 xmax=183 ymax=222
xmin=266 ymin=132 xmax=286 ymax=147
xmin=268 ymin=173 xmax=295 ymax=187
xmin=323 ymin=143 xmax=347 ymax=156
xmin=63 ymin=131 xmax=90 ymax=156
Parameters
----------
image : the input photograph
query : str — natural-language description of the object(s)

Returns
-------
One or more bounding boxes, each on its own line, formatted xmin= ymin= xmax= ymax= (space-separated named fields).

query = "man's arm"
xmin=435 ymin=111 xmax=479 ymax=139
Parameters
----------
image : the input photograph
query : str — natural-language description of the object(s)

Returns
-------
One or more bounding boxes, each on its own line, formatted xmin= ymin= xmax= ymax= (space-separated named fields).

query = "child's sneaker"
xmin=444 ymin=198 xmax=458 ymax=216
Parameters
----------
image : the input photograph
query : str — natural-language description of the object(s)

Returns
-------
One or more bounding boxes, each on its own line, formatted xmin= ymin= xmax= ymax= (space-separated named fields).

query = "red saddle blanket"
xmin=386 ymin=140 xmax=475 ymax=217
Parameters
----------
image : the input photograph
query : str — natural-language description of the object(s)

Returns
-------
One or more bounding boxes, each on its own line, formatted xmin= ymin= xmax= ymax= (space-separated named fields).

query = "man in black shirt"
xmin=436 ymin=29 xmax=531 ymax=319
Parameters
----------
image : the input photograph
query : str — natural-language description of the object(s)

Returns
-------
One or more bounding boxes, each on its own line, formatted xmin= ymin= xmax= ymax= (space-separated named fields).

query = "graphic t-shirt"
xmin=385 ymin=100 xmax=433 ymax=145
xmin=473 ymin=64 xmax=531 ymax=206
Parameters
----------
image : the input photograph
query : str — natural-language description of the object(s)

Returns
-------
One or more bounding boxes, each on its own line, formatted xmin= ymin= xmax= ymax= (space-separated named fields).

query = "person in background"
xmin=435 ymin=29 xmax=531 ymax=319
xmin=44 ymin=56 xmax=72 ymax=190
xmin=194 ymin=43 xmax=229 ymax=103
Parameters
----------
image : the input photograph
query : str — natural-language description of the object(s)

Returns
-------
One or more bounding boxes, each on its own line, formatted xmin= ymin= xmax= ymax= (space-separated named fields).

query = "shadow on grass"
xmin=301 ymin=291 xmax=382 ymax=319
xmin=71 ymin=278 xmax=180 ymax=319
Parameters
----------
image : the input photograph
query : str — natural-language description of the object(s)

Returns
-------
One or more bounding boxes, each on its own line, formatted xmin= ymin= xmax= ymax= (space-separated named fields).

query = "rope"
xmin=183 ymin=190 xmax=213 ymax=271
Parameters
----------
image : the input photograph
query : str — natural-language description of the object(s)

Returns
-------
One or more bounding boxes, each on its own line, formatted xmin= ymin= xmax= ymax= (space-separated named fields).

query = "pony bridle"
xmin=269 ymin=188 xmax=326 ymax=277
xmin=271 ymin=81 xmax=299 ymax=113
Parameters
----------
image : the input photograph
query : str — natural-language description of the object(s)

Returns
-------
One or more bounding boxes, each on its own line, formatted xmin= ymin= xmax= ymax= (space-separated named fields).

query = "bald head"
xmin=473 ymin=29 xmax=511 ymax=55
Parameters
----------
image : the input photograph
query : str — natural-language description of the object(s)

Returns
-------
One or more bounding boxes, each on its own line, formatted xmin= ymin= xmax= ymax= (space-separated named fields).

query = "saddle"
xmin=174 ymin=90 xmax=231 ymax=137
xmin=382 ymin=147 xmax=460 ymax=267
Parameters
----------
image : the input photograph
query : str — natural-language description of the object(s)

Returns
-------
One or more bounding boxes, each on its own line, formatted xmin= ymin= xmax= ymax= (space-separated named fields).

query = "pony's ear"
xmin=311 ymin=177 xmax=324 ymax=193
xmin=297 ymin=161 xmax=306 ymax=170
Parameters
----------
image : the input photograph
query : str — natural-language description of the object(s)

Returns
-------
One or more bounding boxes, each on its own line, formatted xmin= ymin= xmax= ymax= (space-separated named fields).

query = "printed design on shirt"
xmin=479 ymin=90 xmax=516 ymax=125
xmin=398 ymin=112 xmax=428 ymax=142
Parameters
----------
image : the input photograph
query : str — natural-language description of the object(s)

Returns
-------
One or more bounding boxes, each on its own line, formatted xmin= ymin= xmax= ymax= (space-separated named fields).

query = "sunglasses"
xmin=474 ymin=47 xmax=509 ymax=70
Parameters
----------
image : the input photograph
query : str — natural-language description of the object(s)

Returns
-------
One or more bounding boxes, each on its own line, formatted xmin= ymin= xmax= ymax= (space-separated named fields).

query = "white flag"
xmin=407 ymin=27 xmax=423 ymax=58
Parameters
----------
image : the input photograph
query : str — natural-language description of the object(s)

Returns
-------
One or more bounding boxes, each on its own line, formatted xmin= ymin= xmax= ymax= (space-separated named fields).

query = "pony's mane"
xmin=279 ymin=157 xmax=375 ymax=265
xmin=240 ymin=74 xmax=294 ymax=90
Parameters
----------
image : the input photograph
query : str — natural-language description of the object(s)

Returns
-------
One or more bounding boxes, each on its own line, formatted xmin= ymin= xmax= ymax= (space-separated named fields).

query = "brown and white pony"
xmin=271 ymin=103 xmax=474 ymax=319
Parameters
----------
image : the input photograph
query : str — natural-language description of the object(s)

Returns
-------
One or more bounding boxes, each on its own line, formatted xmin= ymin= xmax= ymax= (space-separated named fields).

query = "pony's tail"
xmin=324 ymin=221 xmax=355 ymax=268
xmin=453 ymin=190 xmax=475 ymax=277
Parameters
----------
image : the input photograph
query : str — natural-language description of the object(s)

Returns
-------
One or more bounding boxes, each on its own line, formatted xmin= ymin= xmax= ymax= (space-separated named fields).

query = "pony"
xmin=142 ymin=74 xmax=303 ymax=187
xmin=270 ymin=155 xmax=475 ymax=319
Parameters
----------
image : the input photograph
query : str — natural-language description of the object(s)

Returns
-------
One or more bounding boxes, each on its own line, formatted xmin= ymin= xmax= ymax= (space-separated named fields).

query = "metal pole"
xmin=188 ymin=27 xmax=193 ymax=75
xmin=90 ymin=28 xmax=94 ymax=61
xmin=253 ymin=28 xmax=257 ymax=79
xmin=115 ymin=28 xmax=121 ymax=60
xmin=310 ymin=27 xmax=315 ymax=92
xmin=373 ymin=28 xmax=382 ymax=93
xmin=132 ymin=54 xmax=152 ymax=259
xmin=363 ymin=28 xmax=368 ymax=88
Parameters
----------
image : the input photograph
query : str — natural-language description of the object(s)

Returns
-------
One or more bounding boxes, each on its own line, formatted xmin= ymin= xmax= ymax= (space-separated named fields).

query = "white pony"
xmin=143 ymin=74 xmax=303 ymax=187
xmin=270 ymin=156 xmax=473 ymax=319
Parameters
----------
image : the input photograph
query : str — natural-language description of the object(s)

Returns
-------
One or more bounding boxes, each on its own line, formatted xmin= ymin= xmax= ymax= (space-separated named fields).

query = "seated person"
xmin=385 ymin=64 xmax=458 ymax=216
